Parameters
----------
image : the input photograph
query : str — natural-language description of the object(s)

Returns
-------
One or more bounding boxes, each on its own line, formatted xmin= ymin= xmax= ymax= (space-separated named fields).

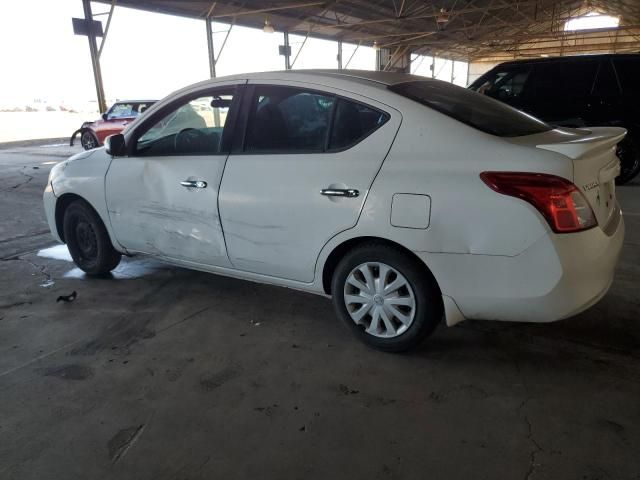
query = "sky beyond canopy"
xmin=0 ymin=0 xmax=380 ymax=107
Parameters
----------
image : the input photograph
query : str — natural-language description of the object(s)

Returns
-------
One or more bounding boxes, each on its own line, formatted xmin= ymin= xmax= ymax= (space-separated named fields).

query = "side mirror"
xmin=102 ymin=113 xmax=108 ymax=121
xmin=105 ymin=134 xmax=126 ymax=156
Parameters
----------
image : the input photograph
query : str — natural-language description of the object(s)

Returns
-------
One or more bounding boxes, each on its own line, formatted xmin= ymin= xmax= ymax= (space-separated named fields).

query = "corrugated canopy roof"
xmin=93 ymin=0 xmax=640 ymax=61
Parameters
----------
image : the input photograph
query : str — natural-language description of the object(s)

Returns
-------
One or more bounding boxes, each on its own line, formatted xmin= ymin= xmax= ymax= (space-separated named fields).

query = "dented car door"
xmin=105 ymin=85 xmax=241 ymax=267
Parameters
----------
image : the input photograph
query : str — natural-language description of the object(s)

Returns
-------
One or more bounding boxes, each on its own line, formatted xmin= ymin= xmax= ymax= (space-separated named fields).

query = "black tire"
xmin=616 ymin=137 xmax=640 ymax=185
xmin=80 ymin=130 xmax=99 ymax=150
xmin=63 ymin=200 xmax=121 ymax=275
xmin=331 ymin=242 xmax=443 ymax=352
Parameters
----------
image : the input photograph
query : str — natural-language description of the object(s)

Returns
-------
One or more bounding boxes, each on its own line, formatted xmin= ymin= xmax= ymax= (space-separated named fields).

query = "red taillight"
xmin=480 ymin=172 xmax=597 ymax=233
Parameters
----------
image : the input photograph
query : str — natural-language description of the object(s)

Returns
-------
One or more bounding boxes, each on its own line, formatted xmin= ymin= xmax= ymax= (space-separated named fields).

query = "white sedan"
xmin=43 ymin=70 xmax=625 ymax=352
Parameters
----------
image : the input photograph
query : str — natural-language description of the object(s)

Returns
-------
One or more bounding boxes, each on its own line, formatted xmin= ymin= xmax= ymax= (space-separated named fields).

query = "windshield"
xmin=388 ymin=80 xmax=551 ymax=137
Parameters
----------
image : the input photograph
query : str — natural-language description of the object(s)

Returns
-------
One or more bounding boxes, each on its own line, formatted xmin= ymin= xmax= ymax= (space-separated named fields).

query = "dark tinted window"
xmin=472 ymin=68 xmax=531 ymax=102
xmin=329 ymin=99 xmax=388 ymax=150
xmin=390 ymin=80 xmax=551 ymax=137
xmin=245 ymin=86 xmax=335 ymax=152
xmin=528 ymin=61 xmax=598 ymax=100
xmin=613 ymin=58 xmax=640 ymax=95
xmin=593 ymin=61 xmax=620 ymax=96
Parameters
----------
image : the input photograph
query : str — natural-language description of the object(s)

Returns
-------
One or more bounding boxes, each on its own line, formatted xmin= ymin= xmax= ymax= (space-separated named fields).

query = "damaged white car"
xmin=43 ymin=70 xmax=625 ymax=352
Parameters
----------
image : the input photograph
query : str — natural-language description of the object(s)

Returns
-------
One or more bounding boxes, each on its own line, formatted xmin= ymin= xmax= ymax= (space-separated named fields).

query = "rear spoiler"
xmin=536 ymin=127 xmax=626 ymax=160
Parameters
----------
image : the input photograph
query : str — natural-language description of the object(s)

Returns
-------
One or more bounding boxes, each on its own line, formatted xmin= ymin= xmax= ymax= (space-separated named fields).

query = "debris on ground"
xmin=339 ymin=384 xmax=359 ymax=395
xmin=56 ymin=291 xmax=77 ymax=303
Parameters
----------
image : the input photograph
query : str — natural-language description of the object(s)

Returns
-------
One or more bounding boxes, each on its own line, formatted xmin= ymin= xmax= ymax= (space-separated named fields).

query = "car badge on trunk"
xmin=582 ymin=181 xmax=599 ymax=192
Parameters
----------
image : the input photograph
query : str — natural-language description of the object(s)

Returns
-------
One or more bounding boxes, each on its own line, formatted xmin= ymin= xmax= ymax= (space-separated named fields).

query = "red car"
xmin=71 ymin=100 xmax=156 ymax=150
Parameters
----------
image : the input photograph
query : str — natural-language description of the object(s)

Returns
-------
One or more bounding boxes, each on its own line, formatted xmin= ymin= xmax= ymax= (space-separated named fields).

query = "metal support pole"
xmin=97 ymin=0 xmax=116 ymax=58
xmin=344 ymin=42 xmax=360 ymax=69
xmin=205 ymin=16 xmax=221 ymax=126
xmin=283 ymin=31 xmax=291 ymax=69
xmin=82 ymin=0 xmax=107 ymax=113
xmin=206 ymin=17 xmax=216 ymax=78
xmin=337 ymin=41 xmax=343 ymax=69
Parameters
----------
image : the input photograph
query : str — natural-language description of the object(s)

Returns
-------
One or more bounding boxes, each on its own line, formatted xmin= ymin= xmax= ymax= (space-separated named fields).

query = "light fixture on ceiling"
xmin=436 ymin=8 xmax=450 ymax=24
xmin=263 ymin=18 xmax=275 ymax=34
xmin=373 ymin=41 xmax=380 ymax=50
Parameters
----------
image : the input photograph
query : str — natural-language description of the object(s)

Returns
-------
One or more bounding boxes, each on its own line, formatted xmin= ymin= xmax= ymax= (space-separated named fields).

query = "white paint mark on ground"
xmin=37 ymin=244 xmax=72 ymax=262
xmin=37 ymin=244 xmax=165 ymax=280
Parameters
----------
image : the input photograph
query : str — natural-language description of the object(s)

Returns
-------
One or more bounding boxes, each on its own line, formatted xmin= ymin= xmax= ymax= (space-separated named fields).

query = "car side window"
xmin=108 ymin=103 xmax=135 ymax=119
xmin=475 ymin=69 xmax=531 ymax=103
xmin=134 ymin=103 xmax=153 ymax=115
xmin=329 ymin=99 xmax=388 ymax=150
xmin=613 ymin=58 xmax=640 ymax=95
xmin=244 ymin=86 xmax=335 ymax=152
xmin=529 ymin=61 xmax=599 ymax=101
xmin=136 ymin=92 xmax=234 ymax=156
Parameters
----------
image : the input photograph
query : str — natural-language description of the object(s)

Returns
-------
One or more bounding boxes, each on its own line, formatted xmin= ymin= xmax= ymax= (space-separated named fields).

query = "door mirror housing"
xmin=102 ymin=112 xmax=108 ymax=121
xmin=105 ymin=134 xmax=126 ymax=156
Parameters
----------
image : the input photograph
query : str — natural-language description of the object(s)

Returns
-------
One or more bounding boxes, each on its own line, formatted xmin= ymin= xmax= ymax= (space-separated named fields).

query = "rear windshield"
xmin=388 ymin=80 xmax=551 ymax=137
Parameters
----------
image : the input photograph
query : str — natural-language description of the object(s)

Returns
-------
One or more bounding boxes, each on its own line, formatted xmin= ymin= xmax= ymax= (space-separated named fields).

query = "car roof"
xmin=112 ymin=100 xmax=157 ymax=104
xmin=496 ymin=52 xmax=640 ymax=67
xmin=179 ymin=69 xmax=436 ymax=94
xmin=265 ymin=69 xmax=433 ymax=86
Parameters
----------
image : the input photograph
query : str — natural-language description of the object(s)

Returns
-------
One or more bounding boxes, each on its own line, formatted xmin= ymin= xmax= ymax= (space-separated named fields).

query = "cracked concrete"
xmin=0 ymin=145 xmax=639 ymax=480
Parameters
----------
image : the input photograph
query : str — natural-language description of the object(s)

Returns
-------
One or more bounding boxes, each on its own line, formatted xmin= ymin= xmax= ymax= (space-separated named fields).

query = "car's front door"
xmin=105 ymin=83 xmax=242 ymax=267
xmin=218 ymin=82 xmax=401 ymax=283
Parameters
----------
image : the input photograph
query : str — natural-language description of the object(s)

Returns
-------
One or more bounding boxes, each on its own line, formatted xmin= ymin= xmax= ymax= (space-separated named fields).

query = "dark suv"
xmin=469 ymin=54 xmax=640 ymax=184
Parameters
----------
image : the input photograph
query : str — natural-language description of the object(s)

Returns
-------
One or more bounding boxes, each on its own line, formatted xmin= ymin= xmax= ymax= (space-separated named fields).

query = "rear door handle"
xmin=321 ymin=188 xmax=359 ymax=198
xmin=181 ymin=180 xmax=207 ymax=189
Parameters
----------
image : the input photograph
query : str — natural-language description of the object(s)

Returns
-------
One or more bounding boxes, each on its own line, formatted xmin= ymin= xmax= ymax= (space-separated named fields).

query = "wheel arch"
xmin=55 ymin=193 xmax=99 ymax=243
xmin=321 ymin=236 xmax=442 ymax=298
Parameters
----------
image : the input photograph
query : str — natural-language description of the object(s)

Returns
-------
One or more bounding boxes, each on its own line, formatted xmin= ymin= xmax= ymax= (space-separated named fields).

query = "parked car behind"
xmin=70 ymin=100 xmax=156 ymax=150
xmin=469 ymin=54 xmax=640 ymax=184
xmin=45 ymin=71 xmax=624 ymax=352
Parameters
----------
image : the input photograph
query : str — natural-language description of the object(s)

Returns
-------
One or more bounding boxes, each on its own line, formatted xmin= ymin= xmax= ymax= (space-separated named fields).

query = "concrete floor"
xmin=1 ymin=143 xmax=639 ymax=480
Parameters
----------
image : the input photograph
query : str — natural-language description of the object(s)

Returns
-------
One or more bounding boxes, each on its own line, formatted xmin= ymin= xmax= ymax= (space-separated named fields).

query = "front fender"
xmin=51 ymin=149 xmax=125 ymax=252
xmin=69 ymin=128 xmax=83 ymax=146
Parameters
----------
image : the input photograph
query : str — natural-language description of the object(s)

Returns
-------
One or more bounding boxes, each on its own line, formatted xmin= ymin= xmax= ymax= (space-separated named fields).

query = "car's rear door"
xmin=218 ymin=81 xmax=401 ymax=283
xmin=105 ymin=83 xmax=243 ymax=267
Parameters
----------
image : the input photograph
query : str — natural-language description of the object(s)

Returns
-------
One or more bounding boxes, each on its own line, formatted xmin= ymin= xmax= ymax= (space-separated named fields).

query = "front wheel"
xmin=331 ymin=243 xmax=443 ymax=352
xmin=63 ymin=200 xmax=121 ymax=275
xmin=80 ymin=130 xmax=99 ymax=150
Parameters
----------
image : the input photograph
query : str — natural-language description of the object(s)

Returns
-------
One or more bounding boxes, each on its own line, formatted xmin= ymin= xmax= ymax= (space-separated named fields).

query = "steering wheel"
xmin=174 ymin=127 xmax=207 ymax=153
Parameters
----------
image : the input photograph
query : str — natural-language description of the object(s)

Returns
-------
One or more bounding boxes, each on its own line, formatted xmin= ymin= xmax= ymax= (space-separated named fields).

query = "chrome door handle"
xmin=321 ymin=188 xmax=359 ymax=198
xmin=181 ymin=180 xmax=207 ymax=189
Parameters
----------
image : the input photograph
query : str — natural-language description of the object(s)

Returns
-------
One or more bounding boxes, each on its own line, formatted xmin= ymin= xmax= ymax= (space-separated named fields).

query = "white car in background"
xmin=43 ymin=70 xmax=625 ymax=352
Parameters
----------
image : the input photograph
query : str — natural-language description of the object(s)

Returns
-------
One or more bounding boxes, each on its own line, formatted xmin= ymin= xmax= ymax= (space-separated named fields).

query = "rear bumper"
xmin=419 ymin=210 xmax=624 ymax=323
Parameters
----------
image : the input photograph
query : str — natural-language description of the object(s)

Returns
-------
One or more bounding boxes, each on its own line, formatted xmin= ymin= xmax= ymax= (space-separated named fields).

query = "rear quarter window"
xmin=390 ymin=80 xmax=551 ymax=137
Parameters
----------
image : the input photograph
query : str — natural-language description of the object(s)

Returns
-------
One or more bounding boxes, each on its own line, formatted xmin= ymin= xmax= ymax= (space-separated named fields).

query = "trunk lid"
xmin=510 ymin=127 xmax=626 ymax=229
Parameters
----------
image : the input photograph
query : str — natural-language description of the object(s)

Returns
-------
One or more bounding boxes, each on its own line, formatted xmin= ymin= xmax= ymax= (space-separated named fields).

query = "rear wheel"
xmin=80 ymin=130 xmax=99 ymax=150
xmin=331 ymin=243 xmax=442 ymax=352
xmin=616 ymin=137 xmax=640 ymax=185
xmin=63 ymin=200 xmax=121 ymax=275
